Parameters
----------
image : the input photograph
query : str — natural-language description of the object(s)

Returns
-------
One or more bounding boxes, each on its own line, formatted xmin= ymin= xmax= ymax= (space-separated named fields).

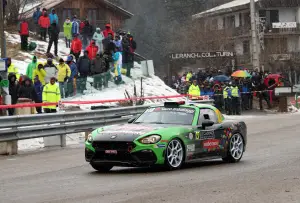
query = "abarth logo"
xmin=111 ymin=135 xmax=117 ymax=139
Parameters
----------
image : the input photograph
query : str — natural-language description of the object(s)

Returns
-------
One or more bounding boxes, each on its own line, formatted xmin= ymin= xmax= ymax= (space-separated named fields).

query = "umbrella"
xmin=231 ymin=70 xmax=252 ymax=78
xmin=214 ymin=75 xmax=230 ymax=82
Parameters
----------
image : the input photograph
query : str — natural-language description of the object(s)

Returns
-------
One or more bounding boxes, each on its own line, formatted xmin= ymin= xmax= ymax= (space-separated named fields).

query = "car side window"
xmin=198 ymin=108 xmax=218 ymax=125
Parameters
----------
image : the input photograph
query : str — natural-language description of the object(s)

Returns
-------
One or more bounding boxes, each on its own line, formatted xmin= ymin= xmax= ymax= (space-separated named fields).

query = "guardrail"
xmin=0 ymin=105 xmax=149 ymax=143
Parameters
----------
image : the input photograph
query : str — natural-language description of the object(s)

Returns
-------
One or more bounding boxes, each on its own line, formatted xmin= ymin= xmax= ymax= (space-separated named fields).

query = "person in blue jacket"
xmin=48 ymin=8 xmax=58 ymax=39
xmin=241 ymin=80 xmax=250 ymax=110
xmin=49 ymin=8 xmax=59 ymax=25
xmin=65 ymin=55 xmax=78 ymax=97
xmin=32 ymin=7 xmax=42 ymax=35
xmin=71 ymin=15 xmax=80 ymax=38
xmin=34 ymin=76 xmax=43 ymax=114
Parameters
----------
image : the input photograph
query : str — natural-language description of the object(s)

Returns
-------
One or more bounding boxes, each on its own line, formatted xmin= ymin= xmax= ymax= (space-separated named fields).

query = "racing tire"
xmin=222 ymin=133 xmax=244 ymax=163
xmin=90 ymin=163 xmax=113 ymax=172
xmin=164 ymin=138 xmax=185 ymax=170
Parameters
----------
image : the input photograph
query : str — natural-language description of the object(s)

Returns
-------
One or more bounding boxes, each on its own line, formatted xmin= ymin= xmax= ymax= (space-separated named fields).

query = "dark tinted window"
xmin=135 ymin=107 xmax=195 ymax=125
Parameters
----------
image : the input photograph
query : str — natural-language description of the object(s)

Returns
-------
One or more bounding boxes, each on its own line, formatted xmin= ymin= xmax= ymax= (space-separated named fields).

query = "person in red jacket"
xmin=80 ymin=20 xmax=85 ymax=34
xmin=38 ymin=12 xmax=50 ymax=41
xmin=18 ymin=17 xmax=29 ymax=51
xmin=70 ymin=34 xmax=82 ymax=62
xmin=86 ymin=40 xmax=98 ymax=60
xmin=102 ymin=23 xmax=114 ymax=38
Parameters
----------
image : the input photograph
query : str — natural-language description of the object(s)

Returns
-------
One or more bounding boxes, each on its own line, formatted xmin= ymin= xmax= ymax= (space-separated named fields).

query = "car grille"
xmin=92 ymin=141 xmax=136 ymax=162
xmin=92 ymin=141 xmax=136 ymax=151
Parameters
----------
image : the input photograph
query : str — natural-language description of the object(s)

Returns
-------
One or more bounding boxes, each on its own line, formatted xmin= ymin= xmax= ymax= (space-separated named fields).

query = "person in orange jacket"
xmin=18 ymin=17 xmax=29 ymax=51
xmin=38 ymin=12 xmax=50 ymax=41
xmin=86 ymin=40 xmax=98 ymax=60
xmin=102 ymin=23 xmax=114 ymax=38
xmin=70 ymin=34 xmax=82 ymax=62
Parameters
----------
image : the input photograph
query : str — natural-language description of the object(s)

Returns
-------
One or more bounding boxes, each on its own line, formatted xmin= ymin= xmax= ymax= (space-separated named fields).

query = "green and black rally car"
xmin=85 ymin=102 xmax=247 ymax=172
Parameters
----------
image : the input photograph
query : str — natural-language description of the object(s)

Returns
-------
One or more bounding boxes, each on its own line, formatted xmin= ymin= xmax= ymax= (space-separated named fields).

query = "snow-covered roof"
xmin=192 ymin=0 xmax=260 ymax=19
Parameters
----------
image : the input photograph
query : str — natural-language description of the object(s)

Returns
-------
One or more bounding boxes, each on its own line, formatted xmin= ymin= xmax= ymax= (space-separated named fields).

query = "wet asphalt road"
xmin=0 ymin=113 xmax=300 ymax=203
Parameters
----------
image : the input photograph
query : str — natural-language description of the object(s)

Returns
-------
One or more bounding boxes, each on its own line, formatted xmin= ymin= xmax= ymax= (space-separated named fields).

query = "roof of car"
xmin=181 ymin=104 xmax=218 ymax=110
xmin=152 ymin=103 xmax=217 ymax=111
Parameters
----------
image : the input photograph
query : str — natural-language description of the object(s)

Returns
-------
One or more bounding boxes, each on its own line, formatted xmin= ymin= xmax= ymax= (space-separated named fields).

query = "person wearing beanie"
xmin=26 ymin=56 xmax=38 ymax=80
xmin=7 ymin=58 xmax=20 ymax=80
xmin=57 ymin=58 xmax=71 ymax=98
xmin=44 ymin=58 xmax=58 ymax=84
xmin=42 ymin=77 xmax=60 ymax=113
xmin=77 ymin=50 xmax=91 ymax=94
xmin=46 ymin=19 xmax=60 ymax=57
xmin=65 ymin=55 xmax=77 ymax=97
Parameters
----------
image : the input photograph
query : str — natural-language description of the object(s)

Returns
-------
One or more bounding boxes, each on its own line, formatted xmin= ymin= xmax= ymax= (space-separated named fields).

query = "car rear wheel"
xmin=90 ymin=163 xmax=113 ymax=172
xmin=165 ymin=139 xmax=184 ymax=170
xmin=222 ymin=133 xmax=244 ymax=163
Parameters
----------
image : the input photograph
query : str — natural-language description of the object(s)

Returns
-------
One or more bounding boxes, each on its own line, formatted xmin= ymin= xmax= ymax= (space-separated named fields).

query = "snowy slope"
xmin=6 ymin=32 xmax=180 ymax=108
xmin=6 ymin=31 xmax=182 ymax=150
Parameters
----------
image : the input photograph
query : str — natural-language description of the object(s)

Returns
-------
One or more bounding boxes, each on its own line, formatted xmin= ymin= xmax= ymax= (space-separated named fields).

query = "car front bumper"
xmin=85 ymin=140 xmax=166 ymax=167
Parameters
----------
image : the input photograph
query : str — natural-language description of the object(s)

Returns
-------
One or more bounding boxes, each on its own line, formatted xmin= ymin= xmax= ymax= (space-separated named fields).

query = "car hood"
xmin=93 ymin=123 xmax=173 ymax=142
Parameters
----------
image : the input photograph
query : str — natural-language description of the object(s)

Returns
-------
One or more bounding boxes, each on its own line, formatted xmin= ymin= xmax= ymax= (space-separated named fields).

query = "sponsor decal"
xmin=203 ymin=139 xmax=220 ymax=149
xmin=194 ymin=130 xmax=215 ymax=140
xmin=103 ymin=130 xmax=144 ymax=135
xmin=195 ymin=131 xmax=200 ymax=140
xmin=188 ymin=133 xmax=194 ymax=140
xmin=201 ymin=130 xmax=215 ymax=140
xmin=187 ymin=144 xmax=195 ymax=152
xmin=151 ymin=107 xmax=195 ymax=114
xmin=160 ymin=140 xmax=169 ymax=143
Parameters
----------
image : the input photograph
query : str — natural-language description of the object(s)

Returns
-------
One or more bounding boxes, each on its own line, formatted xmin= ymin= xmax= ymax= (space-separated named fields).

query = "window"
xmin=270 ymin=10 xmax=279 ymax=23
xmin=198 ymin=109 xmax=218 ymax=125
xmin=134 ymin=107 xmax=195 ymax=125
xmin=243 ymin=41 xmax=250 ymax=54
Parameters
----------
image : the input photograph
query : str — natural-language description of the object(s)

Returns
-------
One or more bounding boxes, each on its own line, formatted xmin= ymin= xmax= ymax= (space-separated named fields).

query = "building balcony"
xmin=264 ymin=22 xmax=300 ymax=36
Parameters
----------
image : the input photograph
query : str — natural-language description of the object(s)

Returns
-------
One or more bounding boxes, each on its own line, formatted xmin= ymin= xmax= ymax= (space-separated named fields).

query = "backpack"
xmin=28 ymin=42 xmax=37 ymax=51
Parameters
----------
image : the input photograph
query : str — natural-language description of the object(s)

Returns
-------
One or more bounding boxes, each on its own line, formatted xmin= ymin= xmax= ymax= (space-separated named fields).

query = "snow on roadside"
xmin=18 ymin=133 xmax=86 ymax=151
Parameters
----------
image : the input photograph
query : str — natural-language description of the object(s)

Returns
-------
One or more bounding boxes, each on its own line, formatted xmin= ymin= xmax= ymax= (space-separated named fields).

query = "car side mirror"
xmin=201 ymin=120 xmax=214 ymax=129
xmin=128 ymin=116 xmax=137 ymax=123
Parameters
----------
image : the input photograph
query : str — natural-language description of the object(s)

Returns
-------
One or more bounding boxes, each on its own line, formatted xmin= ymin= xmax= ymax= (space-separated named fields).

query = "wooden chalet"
xmin=23 ymin=0 xmax=133 ymax=31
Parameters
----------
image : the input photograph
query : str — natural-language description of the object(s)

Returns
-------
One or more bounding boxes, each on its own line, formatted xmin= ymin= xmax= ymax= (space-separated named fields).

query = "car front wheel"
xmin=222 ymin=133 xmax=244 ymax=163
xmin=165 ymin=139 xmax=184 ymax=170
xmin=90 ymin=163 xmax=113 ymax=172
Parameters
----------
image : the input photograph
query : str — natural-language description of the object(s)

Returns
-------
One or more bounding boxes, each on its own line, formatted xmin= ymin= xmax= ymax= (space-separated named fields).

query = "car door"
xmin=193 ymin=108 xmax=224 ymax=158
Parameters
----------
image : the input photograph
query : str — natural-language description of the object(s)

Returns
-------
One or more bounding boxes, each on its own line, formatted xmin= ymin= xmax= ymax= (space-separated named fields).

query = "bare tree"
xmin=6 ymin=0 xmax=29 ymax=25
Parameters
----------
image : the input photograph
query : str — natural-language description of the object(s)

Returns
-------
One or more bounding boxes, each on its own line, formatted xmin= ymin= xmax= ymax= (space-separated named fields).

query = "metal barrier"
xmin=0 ymin=105 xmax=149 ymax=143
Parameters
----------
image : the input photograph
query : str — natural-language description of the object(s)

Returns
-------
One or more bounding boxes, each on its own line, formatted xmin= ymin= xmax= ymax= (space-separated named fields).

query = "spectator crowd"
xmin=166 ymin=68 xmax=290 ymax=115
xmin=8 ymin=7 xmax=137 ymax=115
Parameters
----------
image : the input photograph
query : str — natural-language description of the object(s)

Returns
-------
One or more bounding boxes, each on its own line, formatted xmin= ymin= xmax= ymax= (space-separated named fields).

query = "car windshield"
xmin=134 ymin=107 xmax=195 ymax=125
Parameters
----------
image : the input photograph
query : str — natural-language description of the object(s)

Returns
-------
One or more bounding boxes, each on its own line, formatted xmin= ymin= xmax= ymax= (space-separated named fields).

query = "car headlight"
xmin=139 ymin=135 xmax=161 ymax=144
xmin=87 ymin=133 xmax=93 ymax=142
